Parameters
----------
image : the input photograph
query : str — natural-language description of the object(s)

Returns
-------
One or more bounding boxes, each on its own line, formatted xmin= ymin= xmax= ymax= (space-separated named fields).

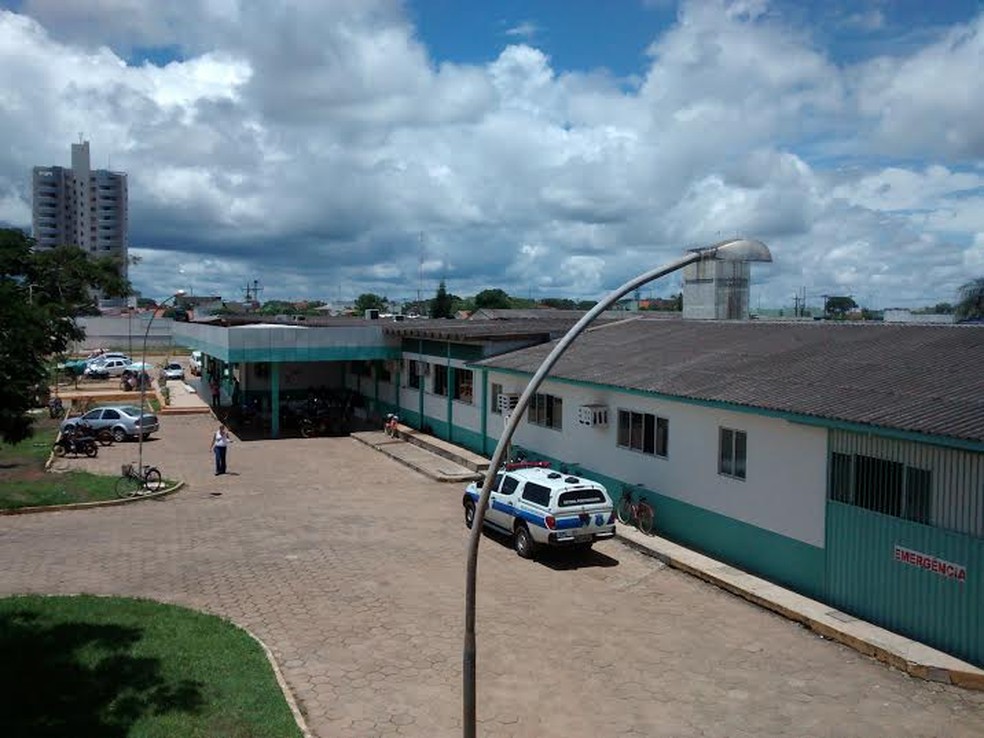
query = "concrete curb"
xmin=0 ymin=480 xmax=185 ymax=515
xmin=243 ymin=627 xmax=314 ymax=738
xmin=350 ymin=433 xmax=482 ymax=483
xmin=615 ymin=528 xmax=984 ymax=691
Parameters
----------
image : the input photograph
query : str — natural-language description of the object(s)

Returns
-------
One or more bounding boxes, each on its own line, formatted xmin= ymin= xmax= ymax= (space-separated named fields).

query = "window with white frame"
xmin=453 ymin=368 xmax=473 ymax=403
xmin=718 ymin=427 xmax=747 ymax=479
xmin=617 ymin=409 xmax=668 ymax=457
xmin=528 ymin=392 xmax=562 ymax=430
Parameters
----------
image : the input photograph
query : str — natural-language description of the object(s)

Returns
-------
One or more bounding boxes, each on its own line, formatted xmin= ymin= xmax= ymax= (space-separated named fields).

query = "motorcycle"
xmin=72 ymin=421 xmax=114 ymax=446
xmin=53 ymin=431 xmax=98 ymax=458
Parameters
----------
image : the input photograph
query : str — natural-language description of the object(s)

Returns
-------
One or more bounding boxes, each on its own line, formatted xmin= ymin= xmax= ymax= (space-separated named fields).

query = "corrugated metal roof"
xmin=476 ymin=319 xmax=984 ymax=443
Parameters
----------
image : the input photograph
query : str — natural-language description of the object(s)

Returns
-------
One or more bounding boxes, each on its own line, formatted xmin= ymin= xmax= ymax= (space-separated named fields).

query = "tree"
xmin=430 ymin=280 xmax=454 ymax=318
xmin=956 ymin=278 xmax=984 ymax=321
xmin=354 ymin=293 xmax=387 ymax=314
xmin=0 ymin=229 xmax=130 ymax=443
xmin=474 ymin=288 xmax=511 ymax=309
xmin=540 ymin=298 xmax=576 ymax=310
xmin=824 ymin=296 xmax=857 ymax=318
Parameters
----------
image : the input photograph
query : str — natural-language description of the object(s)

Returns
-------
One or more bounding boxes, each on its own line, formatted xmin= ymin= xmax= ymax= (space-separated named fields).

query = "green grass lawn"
xmin=0 ymin=595 xmax=303 ymax=738
xmin=0 ymin=418 xmax=121 ymax=510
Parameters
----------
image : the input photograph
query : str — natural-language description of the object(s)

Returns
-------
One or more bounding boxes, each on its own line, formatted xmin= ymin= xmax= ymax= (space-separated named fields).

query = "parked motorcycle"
xmin=53 ymin=431 xmax=98 ymax=458
xmin=71 ymin=421 xmax=114 ymax=446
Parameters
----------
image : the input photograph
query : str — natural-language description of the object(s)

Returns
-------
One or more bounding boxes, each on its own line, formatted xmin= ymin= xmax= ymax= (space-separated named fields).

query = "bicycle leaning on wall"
xmin=616 ymin=485 xmax=656 ymax=535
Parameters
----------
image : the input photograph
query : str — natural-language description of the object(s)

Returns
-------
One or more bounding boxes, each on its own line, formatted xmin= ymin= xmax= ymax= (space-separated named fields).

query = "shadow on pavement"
xmin=480 ymin=528 xmax=620 ymax=570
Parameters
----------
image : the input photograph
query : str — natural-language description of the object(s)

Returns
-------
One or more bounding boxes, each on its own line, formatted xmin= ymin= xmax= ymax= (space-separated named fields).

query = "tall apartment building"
xmin=32 ymin=140 xmax=128 ymax=272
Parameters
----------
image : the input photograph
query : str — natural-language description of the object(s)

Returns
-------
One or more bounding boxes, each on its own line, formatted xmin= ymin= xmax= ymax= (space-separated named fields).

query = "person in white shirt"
xmin=209 ymin=424 xmax=231 ymax=475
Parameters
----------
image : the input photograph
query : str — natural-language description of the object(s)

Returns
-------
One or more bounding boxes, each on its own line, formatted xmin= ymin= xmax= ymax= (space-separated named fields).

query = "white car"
xmin=188 ymin=350 xmax=202 ymax=376
xmin=84 ymin=357 xmax=133 ymax=377
xmin=162 ymin=362 xmax=185 ymax=380
xmin=463 ymin=465 xmax=616 ymax=558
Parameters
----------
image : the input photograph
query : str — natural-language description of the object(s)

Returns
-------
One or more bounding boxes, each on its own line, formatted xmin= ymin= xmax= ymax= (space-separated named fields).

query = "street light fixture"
xmin=137 ymin=290 xmax=186 ymax=478
xmin=462 ymin=238 xmax=773 ymax=737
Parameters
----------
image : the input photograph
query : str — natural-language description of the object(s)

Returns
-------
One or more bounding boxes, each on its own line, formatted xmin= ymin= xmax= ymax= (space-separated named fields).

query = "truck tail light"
xmin=545 ymin=515 xmax=556 ymax=530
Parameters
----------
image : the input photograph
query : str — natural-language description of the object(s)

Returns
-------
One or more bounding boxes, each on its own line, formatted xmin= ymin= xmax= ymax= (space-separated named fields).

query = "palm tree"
xmin=956 ymin=277 xmax=984 ymax=321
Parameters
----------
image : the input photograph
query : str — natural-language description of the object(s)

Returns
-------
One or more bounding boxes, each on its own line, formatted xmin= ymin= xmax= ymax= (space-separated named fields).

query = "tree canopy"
xmin=0 ymin=228 xmax=129 ymax=443
xmin=956 ymin=278 xmax=984 ymax=321
xmin=430 ymin=280 xmax=454 ymax=318
xmin=474 ymin=288 xmax=511 ymax=310
xmin=354 ymin=293 xmax=387 ymax=314
xmin=824 ymin=296 xmax=858 ymax=317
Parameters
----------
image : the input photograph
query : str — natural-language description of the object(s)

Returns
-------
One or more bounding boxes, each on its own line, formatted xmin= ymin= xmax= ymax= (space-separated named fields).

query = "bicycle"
xmin=116 ymin=461 xmax=164 ymax=497
xmin=616 ymin=485 xmax=655 ymax=535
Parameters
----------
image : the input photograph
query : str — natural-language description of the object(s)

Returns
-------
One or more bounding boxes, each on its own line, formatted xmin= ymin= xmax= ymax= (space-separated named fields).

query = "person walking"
xmin=209 ymin=424 xmax=231 ymax=475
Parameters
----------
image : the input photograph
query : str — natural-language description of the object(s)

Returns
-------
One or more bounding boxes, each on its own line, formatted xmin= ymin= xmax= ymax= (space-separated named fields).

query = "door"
xmin=100 ymin=408 xmax=121 ymax=431
xmin=487 ymin=474 xmax=519 ymax=532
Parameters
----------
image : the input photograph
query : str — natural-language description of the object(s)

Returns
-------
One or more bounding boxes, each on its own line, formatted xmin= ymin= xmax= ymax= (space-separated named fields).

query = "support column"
xmin=480 ymin=368 xmax=488 ymax=456
xmin=270 ymin=362 xmax=280 ymax=438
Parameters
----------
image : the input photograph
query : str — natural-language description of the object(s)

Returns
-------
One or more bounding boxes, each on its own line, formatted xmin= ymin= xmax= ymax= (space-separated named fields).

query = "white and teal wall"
xmin=368 ymin=357 xmax=983 ymax=667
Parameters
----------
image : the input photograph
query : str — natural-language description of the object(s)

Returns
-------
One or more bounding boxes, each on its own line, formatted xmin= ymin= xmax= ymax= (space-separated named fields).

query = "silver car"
xmin=61 ymin=405 xmax=160 ymax=442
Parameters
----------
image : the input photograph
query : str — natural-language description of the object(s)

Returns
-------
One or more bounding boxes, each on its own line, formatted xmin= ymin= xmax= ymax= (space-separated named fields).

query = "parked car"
xmin=84 ymin=357 xmax=133 ymax=378
xmin=189 ymin=350 xmax=203 ymax=376
xmin=462 ymin=465 xmax=616 ymax=558
xmin=162 ymin=362 xmax=185 ymax=381
xmin=61 ymin=405 xmax=160 ymax=442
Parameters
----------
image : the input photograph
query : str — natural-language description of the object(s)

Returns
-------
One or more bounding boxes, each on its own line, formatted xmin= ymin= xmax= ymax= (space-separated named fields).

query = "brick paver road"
xmin=5 ymin=414 xmax=983 ymax=737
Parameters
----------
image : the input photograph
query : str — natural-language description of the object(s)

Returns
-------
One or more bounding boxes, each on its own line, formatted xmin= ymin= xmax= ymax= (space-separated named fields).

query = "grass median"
xmin=0 ymin=595 xmax=303 ymax=738
xmin=0 ymin=417 xmax=129 ymax=510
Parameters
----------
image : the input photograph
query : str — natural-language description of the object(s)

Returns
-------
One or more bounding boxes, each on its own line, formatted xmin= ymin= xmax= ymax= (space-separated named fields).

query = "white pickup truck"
xmin=463 ymin=465 xmax=616 ymax=558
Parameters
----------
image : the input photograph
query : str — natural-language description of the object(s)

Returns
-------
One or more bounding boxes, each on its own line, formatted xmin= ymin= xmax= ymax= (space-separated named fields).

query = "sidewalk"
xmin=364 ymin=431 xmax=984 ymax=691
xmin=618 ymin=524 xmax=984 ymax=691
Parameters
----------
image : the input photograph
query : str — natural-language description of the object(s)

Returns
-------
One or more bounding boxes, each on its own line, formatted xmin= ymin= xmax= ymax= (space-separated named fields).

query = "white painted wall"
xmin=483 ymin=372 xmax=829 ymax=548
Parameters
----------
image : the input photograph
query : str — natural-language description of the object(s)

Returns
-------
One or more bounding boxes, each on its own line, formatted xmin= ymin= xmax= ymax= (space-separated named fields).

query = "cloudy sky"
xmin=1 ymin=0 xmax=983 ymax=309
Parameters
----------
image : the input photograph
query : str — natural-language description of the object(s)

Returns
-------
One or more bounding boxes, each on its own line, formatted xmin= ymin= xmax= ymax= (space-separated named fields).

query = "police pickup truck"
xmin=463 ymin=464 xmax=616 ymax=558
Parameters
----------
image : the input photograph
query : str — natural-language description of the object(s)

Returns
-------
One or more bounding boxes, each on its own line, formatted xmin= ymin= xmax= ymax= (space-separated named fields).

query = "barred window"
xmin=527 ymin=393 xmax=562 ymax=430
xmin=617 ymin=410 xmax=668 ymax=457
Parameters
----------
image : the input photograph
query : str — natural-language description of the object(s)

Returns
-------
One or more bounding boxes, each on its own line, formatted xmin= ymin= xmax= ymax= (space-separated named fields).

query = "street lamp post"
xmin=462 ymin=239 xmax=773 ymax=737
xmin=137 ymin=291 xmax=185 ymax=478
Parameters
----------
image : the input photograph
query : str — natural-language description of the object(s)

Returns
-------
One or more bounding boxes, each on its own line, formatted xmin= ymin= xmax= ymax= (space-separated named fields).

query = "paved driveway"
xmin=5 ymin=414 xmax=983 ymax=737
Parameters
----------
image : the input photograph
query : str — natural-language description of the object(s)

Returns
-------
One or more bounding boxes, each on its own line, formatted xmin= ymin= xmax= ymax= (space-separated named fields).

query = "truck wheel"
xmin=514 ymin=524 xmax=535 ymax=559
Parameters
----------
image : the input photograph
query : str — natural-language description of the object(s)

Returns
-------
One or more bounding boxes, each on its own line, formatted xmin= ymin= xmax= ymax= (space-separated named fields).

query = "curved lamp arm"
xmin=462 ymin=239 xmax=770 ymax=737
xmin=138 ymin=291 xmax=185 ymax=475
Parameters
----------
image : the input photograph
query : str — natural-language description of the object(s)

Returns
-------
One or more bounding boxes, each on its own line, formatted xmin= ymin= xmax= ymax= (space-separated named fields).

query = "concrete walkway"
xmin=4 ymin=414 xmax=983 ymax=738
xmin=366 ymin=432 xmax=984 ymax=692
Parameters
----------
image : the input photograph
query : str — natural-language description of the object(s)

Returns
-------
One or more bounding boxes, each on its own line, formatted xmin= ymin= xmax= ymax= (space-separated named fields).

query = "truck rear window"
xmin=558 ymin=489 xmax=607 ymax=507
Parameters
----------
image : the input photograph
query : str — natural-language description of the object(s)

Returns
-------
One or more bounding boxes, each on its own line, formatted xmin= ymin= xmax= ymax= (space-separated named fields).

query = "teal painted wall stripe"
xmin=488 ymin=443 xmax=825 ymax=598
xmin=478 ymin=366 xmax=984 ymax=453
xmin=825 ymin=501 xmax=983 ymax=668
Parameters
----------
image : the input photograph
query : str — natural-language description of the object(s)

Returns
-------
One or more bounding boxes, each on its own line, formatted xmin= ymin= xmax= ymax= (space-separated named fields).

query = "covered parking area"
xmin=172 ymin=317 xmax=400 ymax=437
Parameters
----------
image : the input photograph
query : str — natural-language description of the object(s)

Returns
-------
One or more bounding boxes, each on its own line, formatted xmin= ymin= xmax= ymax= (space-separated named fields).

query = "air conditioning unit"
xmin=577 ymin=404 xmax=609 ymax=427
xmin=498 ymin=393 xmax=520 ymax=414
